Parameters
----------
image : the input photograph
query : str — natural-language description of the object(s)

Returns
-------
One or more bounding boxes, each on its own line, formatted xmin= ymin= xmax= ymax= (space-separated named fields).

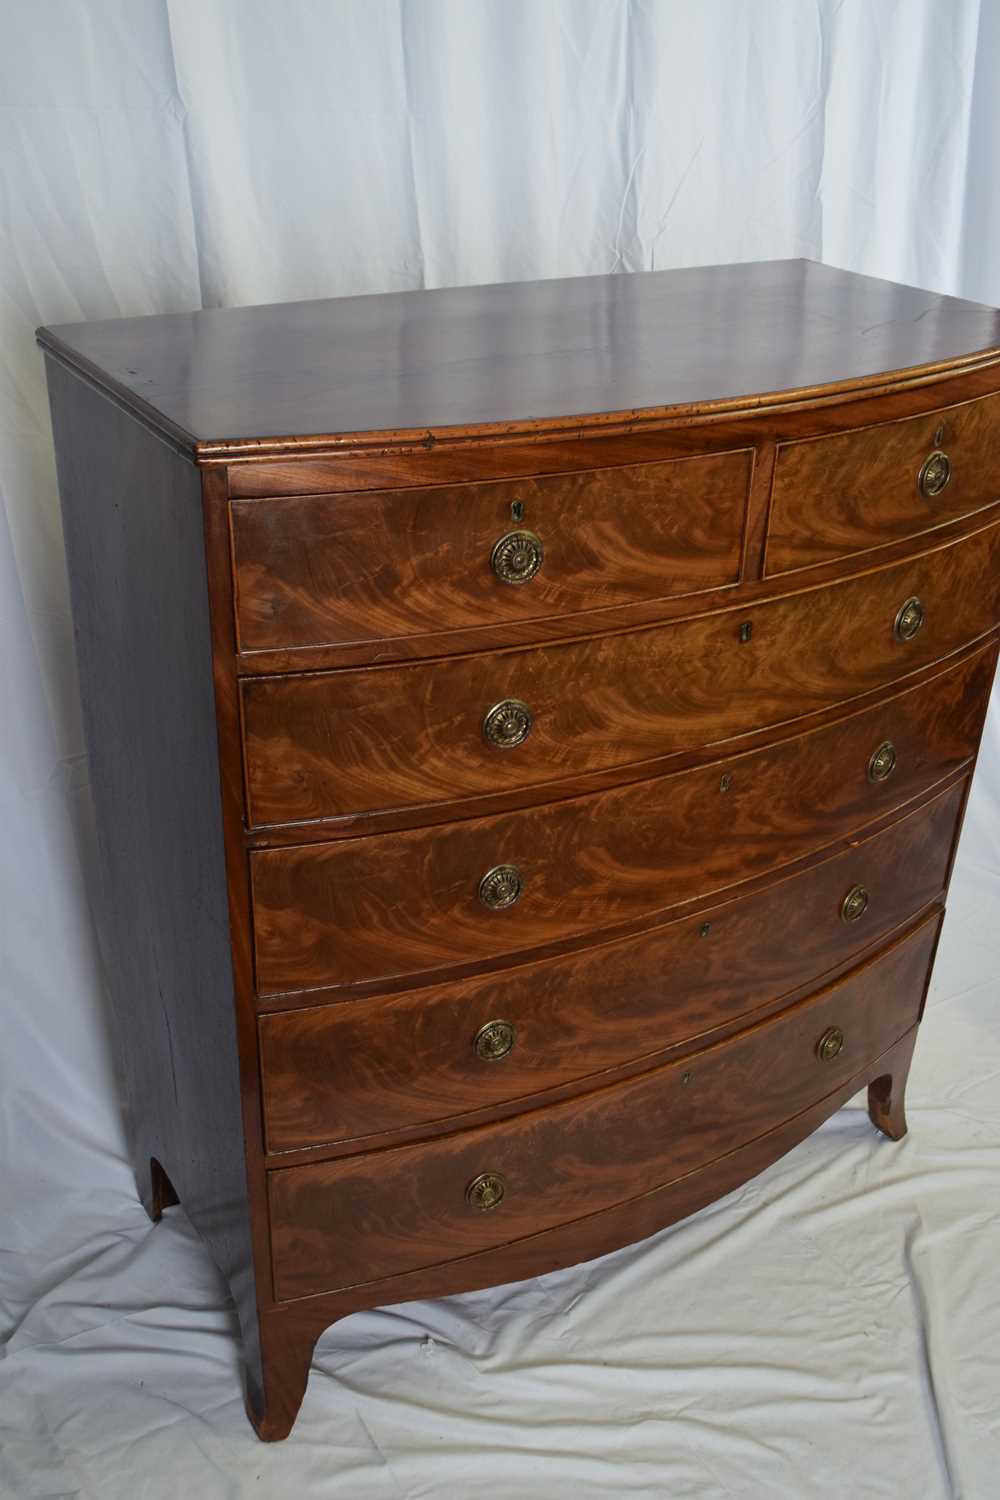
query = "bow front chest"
xmin=39 ymin=260 xmax=1000 ymax=1439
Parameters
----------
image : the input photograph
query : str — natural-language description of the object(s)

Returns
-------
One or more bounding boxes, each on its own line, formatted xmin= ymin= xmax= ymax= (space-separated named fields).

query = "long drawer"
xmin=249 ymin=645 xmax=994 ymax=997
xmin=230 ymin=451 xmax=753 ymax=656
xmin=260 ymin=780 xmax=965 ymax=1152
xmin=766 ymin=390 xmax=1000 ymax=575
xmin=267 ymin=913 xmax=940 ymax=1299
xmin=241 ymin=517 xmax=1000 ymax=827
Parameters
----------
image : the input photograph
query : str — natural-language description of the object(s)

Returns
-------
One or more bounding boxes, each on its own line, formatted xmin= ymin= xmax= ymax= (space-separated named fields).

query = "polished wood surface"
xmin=268 ymin=915 xmax=938 ymax=1300
xmin=42 ymin=262 xmax=1000 ymax=1441
xmin=253 ymin=1023 xmax=922 ymax=1438
xmin=42 ymin=361 xmax=266 ymax=1405
xmin=231 ymin=451 xmax=752 ymax=655
xmin=37 ymin=260 xmax=1000 ymax=458
xmin=249 ymin=648 xmax=992 ymax=997
xmin=242 ymin=519 xmax=1000 ymax=826
xmin=258 ymin=780 xmax=965 ymax=1154
xmin=766 ymin=389 xmax=1000 ymax=574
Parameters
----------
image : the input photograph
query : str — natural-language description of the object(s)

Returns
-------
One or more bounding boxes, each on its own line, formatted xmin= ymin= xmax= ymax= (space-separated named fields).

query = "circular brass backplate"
xmin=466 ymin=1171 xmax=507 ymax=1211
xmin=478 ymin=864 xmax=523 ymax=911
xmin=483 ymin=698 xmax=534 ymax=749
xmin=841 ymin=884 xmax=870 ymax=923
xmin=893 ymin=596 xmax=924 ymax=642
xmin=474 ymin=1019 xmax=516 ymax=1061
xmin=817 ymin=1025 xmax=845 ymax=1063
xmin=867 ymin=740 xmax=897 ymax=784
xmin=491 ymin=529 xmax=544 ymax=585
xmin=918 ymin=449 xmax=952 ymax=498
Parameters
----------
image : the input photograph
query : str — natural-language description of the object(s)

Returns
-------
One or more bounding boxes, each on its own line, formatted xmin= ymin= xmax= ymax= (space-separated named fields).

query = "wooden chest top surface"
xmin=36 ymin=259 xmax=1000 ymax=456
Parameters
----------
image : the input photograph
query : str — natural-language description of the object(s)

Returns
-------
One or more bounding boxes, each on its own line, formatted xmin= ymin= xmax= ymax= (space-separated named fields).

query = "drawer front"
xmin=231 ymin=452 xmax=753 ymax=655
xmin=766 ymin=391 xmax=1000 ymax=574
xmin=250 ymin=645 xmax=995 ymax=996
xmin=260 ymin=781 xmax=966 ymax=1152
xmin=242 ymin=519 xmax=1000 ymax=827
xmin=268 ymin=914 xmax=940 ymax=1299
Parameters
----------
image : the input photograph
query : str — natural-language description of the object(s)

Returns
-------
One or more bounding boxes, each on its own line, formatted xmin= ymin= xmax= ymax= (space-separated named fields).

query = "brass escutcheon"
xmin=894 ymin=596 xmax=924 ymax=642
xmin=474 ymin=1019 xmax=516 ymax=1061
xmin=816 ymin=1026 xmax=845 ymax=1063
xmin=841 ymin=884 xmax=870 ymax=923
xmin=918 ymin=449 xmax=952 ymax=498
xmin=483 ymin=698 xmax=534 ymax=749
xmin=491 ymin=529 xmax=544 ymax=585
xmin=867 ymin=740 xmax=897 ymax=783
xmin=478 ymin=864 xmax=523 ymax=911
xmin=466 ymin=1171 xmax=506 ymax=1211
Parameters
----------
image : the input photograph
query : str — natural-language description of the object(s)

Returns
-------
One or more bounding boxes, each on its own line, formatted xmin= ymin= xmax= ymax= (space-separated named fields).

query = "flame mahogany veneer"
xmin=39 ymin=260 xmax=1000 ymax=1440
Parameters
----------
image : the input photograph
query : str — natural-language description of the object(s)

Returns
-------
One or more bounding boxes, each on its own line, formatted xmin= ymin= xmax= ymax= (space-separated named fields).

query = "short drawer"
xmin=249 ymin=644 xmax=994 ymax=997
xmin=260 ymin=780 xmax=965 ymax=1152
xmin=766 ymin=391 xmax=1000 ymax=574
xmin=241 ymin=517 xmax=1000 ymax=828
xmin=230 ymin=451 xmax=753 ymax=656
xmin=267 ymin=913 xmax=940 ymax=1299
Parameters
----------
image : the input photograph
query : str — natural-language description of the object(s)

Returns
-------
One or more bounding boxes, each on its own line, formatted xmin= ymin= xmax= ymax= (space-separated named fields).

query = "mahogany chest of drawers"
xmin=39 ymin=259 xmax=1000 ymax=1439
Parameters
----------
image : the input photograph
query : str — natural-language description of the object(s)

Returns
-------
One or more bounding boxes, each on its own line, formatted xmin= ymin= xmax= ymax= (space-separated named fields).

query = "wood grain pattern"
xmin=257 ymin=779 xmax=966 ymax=1154
xmin=249 ymin=645 xmax=994 ymax=997
xmin=242 ymin=518 xmax=1000 ymax=827
xmin=36 ymin=261 xmax=1000 ymax=459
xmin=766 ymin=389 xmax=1000 ymax=574
xmin=231 ymin=451 xmax=752 ymax=655
xmin=267 ymin=914 xmax=938 ymax=1300
xmin=252 ymin=1023 xmax=922 ymax=1437
xmin=223 ymin=361 xmax=1000 ymax=682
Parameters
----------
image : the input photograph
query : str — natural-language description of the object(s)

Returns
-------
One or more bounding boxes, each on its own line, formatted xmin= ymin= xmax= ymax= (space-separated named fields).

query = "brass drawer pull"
xmin=491 ymin=529 xmax=544 ymax=585
xmin=893 ymin=596 xmax=924 ymax=641
xmin=478 ymin=864 xmax=523 ymax=911
xmin=474 ymin=1019 xmax=516 ymax=1061
xmin=841 ymin=884 xmax=870 ymax=923
xmin=466 ymin=1171 xmax=506 ymax=1211
xmin=816 ymin=1026 xmax=845 ymax=1062
xmin=867 ymin=740 xmax=897 ymax=783
xmin=483 ymin=698 xmax=534 ymax=749
xmin=918 ymin=449 xmax=952 ymax=498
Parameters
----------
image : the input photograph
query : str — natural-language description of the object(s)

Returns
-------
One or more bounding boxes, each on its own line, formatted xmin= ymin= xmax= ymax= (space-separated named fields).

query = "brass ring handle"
xmin=841 ymin=884 xmax=870 ymax=923
xmin=466 ymin=1171 xmax=507 ymax=1211
xmin=478 ymin=864 xmax=523 ymax=911
xmin=474 ymin=1019 xmax=516 ymax=1061
xmin=816 ymin=1026 xmax=845 ymax=1062
xmin=491 ymin=530 xmax=544 ymax=585
xmin=893 ymin=596 xmax=924 ymax=642
xmin=918 ymin=449 xmax=952 ymax=498
xmin=867 ymin=740 xmax=897 ymax=783
xmin=483 ymin=699 xmax=534 ymax=749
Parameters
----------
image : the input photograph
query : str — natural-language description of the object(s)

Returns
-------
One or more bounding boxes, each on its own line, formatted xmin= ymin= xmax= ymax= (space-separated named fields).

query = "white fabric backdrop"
xmin=2 ymin=3 xmax=999 ymax=1494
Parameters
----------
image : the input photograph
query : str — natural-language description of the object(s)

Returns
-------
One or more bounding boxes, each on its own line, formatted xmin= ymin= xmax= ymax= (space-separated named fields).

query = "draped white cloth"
xmin=1 ymin=3 xmax=998 ymax=1494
